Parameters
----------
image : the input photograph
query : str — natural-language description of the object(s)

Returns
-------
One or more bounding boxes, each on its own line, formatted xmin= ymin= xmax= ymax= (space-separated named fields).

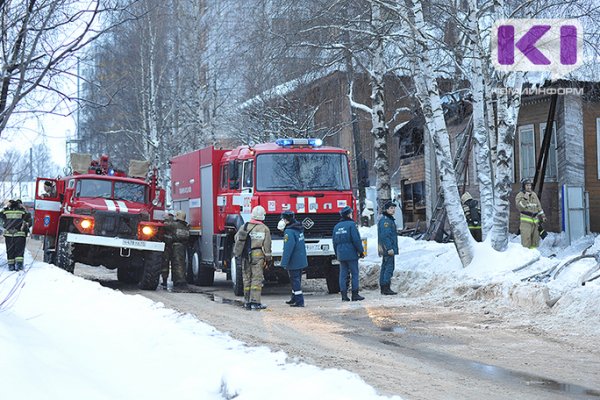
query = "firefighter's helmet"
xmin=521 ymin=178 xmax=532 ymax=192
xmin=175 ymin=210 xmax=186 ymax=222
xmin=251 ymin=205 xmax=266 ymax=221
xmin=461 ymin=192 xmax=473 ymax=204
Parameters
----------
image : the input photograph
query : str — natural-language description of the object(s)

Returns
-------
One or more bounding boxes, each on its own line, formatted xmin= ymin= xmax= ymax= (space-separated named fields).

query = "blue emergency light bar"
xmin=275 ymin=138 xmax=323 ymax=147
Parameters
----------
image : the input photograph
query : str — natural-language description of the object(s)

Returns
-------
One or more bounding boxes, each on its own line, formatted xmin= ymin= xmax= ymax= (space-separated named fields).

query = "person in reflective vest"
xmin=162 ymin=210 xmax=190 ymax=290
xmin=1 ymin=199 xmax=32 ymax=271
xmin=233 ymin=206 xmax=272 ymax=310
xmin=515 ymin=178 xmax=546 ymax=249
xmin=461 ymin=192 xmax=482 ymax=242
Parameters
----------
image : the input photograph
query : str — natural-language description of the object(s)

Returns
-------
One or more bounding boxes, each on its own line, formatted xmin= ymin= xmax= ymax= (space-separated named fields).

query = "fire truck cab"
xmin=32 ymin=154 xmax=167 ymax=290
xmin=170 ymin=138 xmax=361 ymax=295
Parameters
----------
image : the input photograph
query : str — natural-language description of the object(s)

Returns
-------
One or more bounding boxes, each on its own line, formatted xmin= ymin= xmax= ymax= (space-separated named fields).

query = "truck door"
xmin=32 ymin=178 xmax=61 ymax=236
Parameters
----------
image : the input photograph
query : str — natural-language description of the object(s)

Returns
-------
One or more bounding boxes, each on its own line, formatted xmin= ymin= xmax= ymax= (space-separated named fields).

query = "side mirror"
xmin=64 ymin=187 xmax=74 ymax=204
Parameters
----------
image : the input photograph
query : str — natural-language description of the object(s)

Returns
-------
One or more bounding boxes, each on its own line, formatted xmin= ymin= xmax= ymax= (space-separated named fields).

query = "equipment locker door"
xmin=200 ymin=165 xmax=214 ymax=263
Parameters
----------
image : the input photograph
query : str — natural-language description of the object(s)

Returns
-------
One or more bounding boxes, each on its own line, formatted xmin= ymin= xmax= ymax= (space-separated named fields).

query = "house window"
xmin=539 ymin=122 xmax=558 ymax=181
xmin=518 ymin=125 xmax=536 ymax=181
xmin=399 ymin=128 xmax=424 ymax=159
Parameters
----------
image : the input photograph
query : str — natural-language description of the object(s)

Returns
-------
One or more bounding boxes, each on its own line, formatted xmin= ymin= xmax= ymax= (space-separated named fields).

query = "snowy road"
xmin=73 ymin=265 xmax=600 ymax=400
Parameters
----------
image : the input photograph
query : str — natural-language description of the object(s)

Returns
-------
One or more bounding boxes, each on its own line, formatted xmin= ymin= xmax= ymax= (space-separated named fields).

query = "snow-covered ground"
xmin=358 ymin=226 xmax=600 ymax=338
xmin=2 ymin=227 xmax=600 ymax=399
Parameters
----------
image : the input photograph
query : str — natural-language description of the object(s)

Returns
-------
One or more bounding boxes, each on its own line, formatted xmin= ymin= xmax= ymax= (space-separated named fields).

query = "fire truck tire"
xmin=186 ymin=246 xmax=201 ymax=285
xmin=56 ymin=232 xmax=75 ymax=273
xmin=43 ymin=236 xmax=56 ymax=265
xmin=139 ymin=251 xmax=162 ymax=290
xmin=117 ymin=266 xmax=142 ymax=284
xmin=231 ymin=257 xmax=244 ymax=296
xmin=325 ymin=265 xmax=341 ymax=294
xmin=198 ymin=266 xmax=215 ymax=286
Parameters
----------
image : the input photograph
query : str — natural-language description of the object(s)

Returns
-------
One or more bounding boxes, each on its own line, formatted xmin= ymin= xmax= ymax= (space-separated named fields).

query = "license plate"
xmin=306 ymin=244 xmax=321 ymax=252
xmin=123 ymin=239 xmax=146 ymax=247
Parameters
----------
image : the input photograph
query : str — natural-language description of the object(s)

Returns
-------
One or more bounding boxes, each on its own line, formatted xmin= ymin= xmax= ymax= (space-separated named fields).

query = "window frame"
xmin=518 ymin=124 xmax=536 ymax=181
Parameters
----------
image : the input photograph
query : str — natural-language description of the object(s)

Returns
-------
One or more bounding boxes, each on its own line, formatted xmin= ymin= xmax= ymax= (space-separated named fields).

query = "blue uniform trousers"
xmin=380 ymin=255 xmax=395 ymax=286
xmin=287 ymin=269 xmax=304 ymax=306
xmin=339 ymin=259 xmax=359 ymax=292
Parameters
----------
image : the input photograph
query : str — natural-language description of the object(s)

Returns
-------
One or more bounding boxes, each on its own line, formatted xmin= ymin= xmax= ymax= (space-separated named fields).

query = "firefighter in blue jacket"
xmin=332 ymin=206 xmax=365 ymax=301
xmin=377 ymin=201 xmax=398 ymax=295
xmin=1 ymin=199 xmax=32 ymax=271
xmin=279 ymin=210 xmax=308 ymax=307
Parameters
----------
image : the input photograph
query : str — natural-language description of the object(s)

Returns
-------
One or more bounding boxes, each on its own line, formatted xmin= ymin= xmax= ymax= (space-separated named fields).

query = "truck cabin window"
xmin=76 ymin=179 xmax=112 ymax=198
xmin=256 ymin=153 xmax=351 ymax=191
xmin=114 ymin=182 xmax=147 ymax=203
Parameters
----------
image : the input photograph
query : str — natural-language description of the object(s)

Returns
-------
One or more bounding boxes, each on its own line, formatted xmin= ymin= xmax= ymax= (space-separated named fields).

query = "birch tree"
xmin=0 ymin=0 xmax=139 ymax=138
xmin=406 ymin=0 xmax=474 ymax=266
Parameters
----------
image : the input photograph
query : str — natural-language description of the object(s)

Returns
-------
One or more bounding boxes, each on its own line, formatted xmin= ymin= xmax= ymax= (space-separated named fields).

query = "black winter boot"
xmin=285 ymin=294 xmax=296 ymax=305
xmin=8 ymin=264 xmax=15 ymax=271
xmin=382 ymin=285 xmax=397 ymax=295
xmin=16 ymin=262 xmax=23 ymax=271
xmin=341 ymin=291 xmax=350 ymax=301
xmin=351 ymin=290 xmax=365 ymax=301
xmin=380 ymin=284 xmax=387 ymax=294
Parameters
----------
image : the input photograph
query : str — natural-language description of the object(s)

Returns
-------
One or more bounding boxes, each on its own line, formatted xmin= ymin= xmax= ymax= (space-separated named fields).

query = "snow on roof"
xmin=238 ymin=64 xmax=346 ymax=110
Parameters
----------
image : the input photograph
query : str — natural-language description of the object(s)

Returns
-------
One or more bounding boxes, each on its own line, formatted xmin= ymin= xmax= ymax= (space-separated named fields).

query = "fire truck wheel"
xmin=56 ymin=232 xmax=75 ymax=273
xmin=139 ymin=251 xmax=162 ymax=290
xmin=325 ymin=265 xmax=341 ymax=294
xmin=117 ymin=266 xmax=142 ymax=284
xmin=43 ymin=236 xmax=56 ymax=265
xmin=186 ymin=246 xmax=201 ymax=285
xmin=230 ymin=257 xmax=244 ymax=296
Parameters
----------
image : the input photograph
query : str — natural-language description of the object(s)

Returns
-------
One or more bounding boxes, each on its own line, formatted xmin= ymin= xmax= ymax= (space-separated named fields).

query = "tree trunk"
xmin=409 ymin=0 xmax=474 ymax=267
xmin=490 ymin=74 xmax=523 ymax=251
xmin=466 ymin=0 xmax=494 ymax=239
xmin=371 ymin=3 xmax=392 ymax=208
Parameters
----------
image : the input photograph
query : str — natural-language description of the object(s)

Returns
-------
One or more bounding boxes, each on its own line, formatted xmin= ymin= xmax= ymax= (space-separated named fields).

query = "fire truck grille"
xmin=264 ymin=213 xmax=341 ymax=238
xmin=93 ymin=211 xmax=141 ymax=239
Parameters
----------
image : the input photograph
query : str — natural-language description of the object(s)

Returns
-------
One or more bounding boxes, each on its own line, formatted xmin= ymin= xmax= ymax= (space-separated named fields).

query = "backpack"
xmin=233 ymin=223 xmax=256 ymax=259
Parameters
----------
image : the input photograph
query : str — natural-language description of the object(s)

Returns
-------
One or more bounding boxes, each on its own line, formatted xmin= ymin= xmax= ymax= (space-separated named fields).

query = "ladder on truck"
xmin=422 ymin=117 xmax=474 ymax=242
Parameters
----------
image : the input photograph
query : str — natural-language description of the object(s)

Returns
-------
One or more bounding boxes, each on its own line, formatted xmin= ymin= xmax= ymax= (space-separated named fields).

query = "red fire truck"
xmin=170 ymin=138 xmax=362 ymax=295
xmin=32 ymin=154 xmax=167 ymax=290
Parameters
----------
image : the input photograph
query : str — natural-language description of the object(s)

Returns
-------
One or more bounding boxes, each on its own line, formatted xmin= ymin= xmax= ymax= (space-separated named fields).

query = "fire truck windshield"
xmin=256 ymin=153 xmax=351 ymax=191
xmin=76 ymin=179 xmax=147 ymax=203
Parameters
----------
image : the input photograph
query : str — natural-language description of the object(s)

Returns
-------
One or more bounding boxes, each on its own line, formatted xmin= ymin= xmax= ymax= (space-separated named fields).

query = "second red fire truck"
xmin=170 ymin=138 xmax=362 ymax=295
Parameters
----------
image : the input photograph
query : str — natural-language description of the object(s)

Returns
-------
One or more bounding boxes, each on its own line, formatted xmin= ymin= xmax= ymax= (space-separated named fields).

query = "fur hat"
xmin=383 ymin=201 xmax=396 ymax=211
xmin=339 ymin=206 xmax=353 ymax=217
xmin=281 ymin=210 xmax=295 ymax=221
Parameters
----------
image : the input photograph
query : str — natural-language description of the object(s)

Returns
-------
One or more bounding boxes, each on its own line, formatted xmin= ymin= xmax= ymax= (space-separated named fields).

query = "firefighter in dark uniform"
xmin=279 ymin=210 xmax=308 ymax=307
xmin=461 ymin=192 xmax=482 ymax=242
xmin=233 ymin=206 xmax=272 ymax=310
xmin=515 ymin=178 xmax=546 ymax=249
xmin=163 ymin=210 xmax=190 ymax=290
xmin=332 ymin=206 xmax=365 ymax=301
xmin=1 ymin=199 xmax=32 ymax=271
xmin=377 ymin=201 xmax=398 ymax=295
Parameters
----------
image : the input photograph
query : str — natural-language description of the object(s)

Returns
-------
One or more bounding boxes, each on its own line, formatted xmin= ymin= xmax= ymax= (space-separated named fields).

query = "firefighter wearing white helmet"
xmin=162 ymin=209 xmax=190 ymax=290
xmin=233 ymin=205 xmax=272 ymax=310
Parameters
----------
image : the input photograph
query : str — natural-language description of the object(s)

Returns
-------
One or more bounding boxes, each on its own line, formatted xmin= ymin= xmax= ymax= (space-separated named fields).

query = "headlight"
xmin=73 ymin=217 xmax=95 ymax=233
xmin=141 ymin=225 xmax=154 ymax=236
